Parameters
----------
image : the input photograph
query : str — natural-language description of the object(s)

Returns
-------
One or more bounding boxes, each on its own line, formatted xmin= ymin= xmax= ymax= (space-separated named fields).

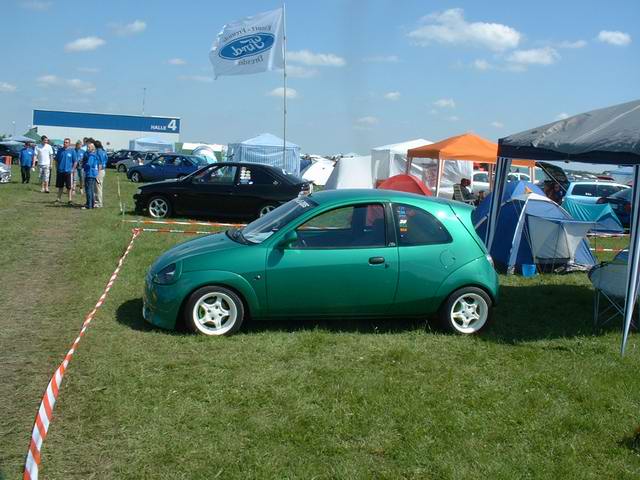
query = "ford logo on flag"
xmin=219 ymin=33 xmax=275 ymax=60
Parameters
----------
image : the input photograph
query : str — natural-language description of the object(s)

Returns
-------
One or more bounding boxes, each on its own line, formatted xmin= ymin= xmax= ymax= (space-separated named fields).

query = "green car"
xmin=143 ymin=189 xmax=499 ymax=336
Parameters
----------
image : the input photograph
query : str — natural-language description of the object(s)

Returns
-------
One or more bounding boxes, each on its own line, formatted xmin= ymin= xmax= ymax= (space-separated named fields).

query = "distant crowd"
xmin=18 ymin=136 xmax=107 ymax=209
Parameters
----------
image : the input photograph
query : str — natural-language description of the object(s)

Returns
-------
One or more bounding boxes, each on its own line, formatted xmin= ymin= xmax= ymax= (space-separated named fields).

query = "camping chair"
xmin=453 ymin=184 xmax=475 ymax=205
xmin=589 ymin=251 xmax=636 ymax=329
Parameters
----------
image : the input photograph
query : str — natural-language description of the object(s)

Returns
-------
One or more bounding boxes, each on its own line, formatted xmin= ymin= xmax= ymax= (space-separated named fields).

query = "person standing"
xmin=55 ymin=138 xmax=77 ymax=204
xmin=94 ymin=140 xmax=107 ymax=208
xmin=82 ymin=142 xmax=99 ymax=209
xmin=74 ymin=140 xmax=85 ymax=194
xmin=19 ymin=141 xmax=35 ymax=184
xmin=35 ymin=135 xmax=54 ymax=193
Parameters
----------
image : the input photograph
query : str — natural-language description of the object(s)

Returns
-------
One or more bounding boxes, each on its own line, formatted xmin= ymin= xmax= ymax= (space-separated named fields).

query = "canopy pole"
xmin=621 ymin=164 xmax=640 ymax=355
xmin=486 ymin=156 xmax=512 ymax=249
xmin=282 ymin=2 xmax=287 ymax=166
xmin=435 ymin=158 xmax=443 ymax=197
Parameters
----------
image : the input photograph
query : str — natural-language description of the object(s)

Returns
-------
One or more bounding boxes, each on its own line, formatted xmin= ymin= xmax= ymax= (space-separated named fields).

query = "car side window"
xmin=238 ymin=166 xmax=276 ymax=185
xmin=392 ymin=203 xmax=452 ymax=246
xmin=196 ymin=165 xmax=237 ymax=184
xmin=152 ymin=156 xmax=166 ymax=166
xmin=294 ymin=204 xmax=386 ymax=249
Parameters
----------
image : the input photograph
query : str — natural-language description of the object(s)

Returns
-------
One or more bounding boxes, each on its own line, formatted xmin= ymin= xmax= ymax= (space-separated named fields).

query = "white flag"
xmin=209 ymin=8 xmax=284 ymax=78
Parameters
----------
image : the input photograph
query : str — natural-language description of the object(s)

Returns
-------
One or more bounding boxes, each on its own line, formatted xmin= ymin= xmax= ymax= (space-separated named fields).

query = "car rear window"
xmin=611 ymin=188 xmax=632 ymax=201
xmin=570 ymin=184 xmax=597 ymax=196
xmin=598 ymin=184 xmax=626 ymax=197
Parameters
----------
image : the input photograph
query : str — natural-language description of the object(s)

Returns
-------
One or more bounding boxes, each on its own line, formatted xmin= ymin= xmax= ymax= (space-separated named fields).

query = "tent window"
xmin=392 ymin=203 xmax=452 ymax=246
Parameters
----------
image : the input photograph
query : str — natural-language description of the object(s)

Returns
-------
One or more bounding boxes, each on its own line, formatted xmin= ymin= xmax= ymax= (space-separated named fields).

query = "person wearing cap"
xmin=55 ymin=138 xmax=77 ymax=204
xmin=19 ymin=141 xmax=35 ymax=184
xmin=35 ymin=135 xmax=54 ymax=193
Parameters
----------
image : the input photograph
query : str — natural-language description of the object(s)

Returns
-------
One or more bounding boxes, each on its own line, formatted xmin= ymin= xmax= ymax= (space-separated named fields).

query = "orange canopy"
xmin=407 ymin=133 xmax=535 ymax=168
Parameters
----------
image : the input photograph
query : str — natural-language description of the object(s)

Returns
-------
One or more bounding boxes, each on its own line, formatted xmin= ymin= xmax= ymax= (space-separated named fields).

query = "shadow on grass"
xmin=115 ymin=298 xmax=185 ymax=336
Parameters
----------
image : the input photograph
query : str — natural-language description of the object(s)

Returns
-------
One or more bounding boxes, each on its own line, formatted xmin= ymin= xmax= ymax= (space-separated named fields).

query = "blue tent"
xmin=474 ymin=182 xmax=596 ymax=274
xmin=227 ymin=133 xmax=301 ymax=176
xmin=561 ymin=197 xmax=624 ymax=233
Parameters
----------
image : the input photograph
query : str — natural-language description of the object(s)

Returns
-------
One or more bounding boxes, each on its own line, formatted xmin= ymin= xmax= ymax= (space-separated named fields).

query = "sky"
xmin=1 ymin=0 xmax=638 ymax=159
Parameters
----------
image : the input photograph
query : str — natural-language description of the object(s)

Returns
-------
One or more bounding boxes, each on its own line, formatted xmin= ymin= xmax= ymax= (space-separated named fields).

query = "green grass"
xmin=1 ymin=166 xmax=640 ymax=479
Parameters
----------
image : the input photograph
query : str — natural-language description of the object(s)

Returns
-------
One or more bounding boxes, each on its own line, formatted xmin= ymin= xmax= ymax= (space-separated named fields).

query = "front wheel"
xmin=130 ymin=171 xmax=142 ymax=183
xmin=117 ymin=164 xmax=127 ymax=173
xmin=147 ymin=196 xmax=171 ymax=218
xmin=438 ymin=287 xmax=492 ymax=334
xmin=184 ymin=286 xmax=245 ymax=336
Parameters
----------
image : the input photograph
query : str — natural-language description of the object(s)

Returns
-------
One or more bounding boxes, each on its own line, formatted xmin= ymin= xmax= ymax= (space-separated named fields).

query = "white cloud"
xmin=67 ymin=78 xmax=96 ymax=94
xmin=491 ymin=121 xmax=504 ymax=128
xmin=507 ymin=47 xmax=560 ymax=66
xmin=19 ymin=1 xmax=52 ymax=11
xmin=268 ymin=87 xmax=298 ymax=99
xmin=65 ymin=36 xmax=106 ymax=52
xmin=447 ymin=115 xmax=460 ymax=122
xmin=37 ymin=74 xmax=59 ymax=85
xmin=558 ymin=40 xmax=587 ymax=49
xmin=363 ymin=55 xmax=399 ymax=63
xmin=597 ymin=30 xmax=631 ymax=46
xmin=472 ymin=59 xmax=491 ymax=70
xmin=288 ymin=50 xmax=346 ymax=67
xmin=77 ymin=67 xmax=100 ymax=73
xmin=287 ymin=65 xmax=318 ymax=78
xmin=37 ymin=75 xmax=95 ymax=94
xmin=0 ymin=82 xmax=17 ymax=93
xmin=384 ymin=91 xmax=401 ymax=101
xmin=178 ymin=75 xmax=213 ymax=83
xmin=434 ymin=98 xmax=456 ymax=108
xmin=356 ymin=116 xmax=379 ymax=125
xmin=111 ymin=20 xmax=147 ymax=36
xmin=408 ymin=8 xmax=521 ymax=52
xmin=168 ymin=58 xmax=186 ymax=66
xmin=555 ymin=112 xmax=570 ymax=120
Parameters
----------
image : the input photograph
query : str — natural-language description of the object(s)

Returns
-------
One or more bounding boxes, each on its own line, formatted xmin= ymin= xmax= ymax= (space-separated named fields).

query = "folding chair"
xmin=452 ymin=184 xmax=475 ymax=205
xmin=589 ymin=252 xmax=636 ymax=329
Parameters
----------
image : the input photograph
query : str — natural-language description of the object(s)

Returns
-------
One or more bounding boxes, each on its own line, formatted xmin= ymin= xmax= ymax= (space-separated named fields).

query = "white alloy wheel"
xmin=259 ymin=204 xmax=276 ymax=217
xmin=448 ymin=292 xmax=489 ymax=334
xmin=191 ymin=291 xmax=239 ymax=336
xmin=148 ymin=197 xmax=170 ymax=218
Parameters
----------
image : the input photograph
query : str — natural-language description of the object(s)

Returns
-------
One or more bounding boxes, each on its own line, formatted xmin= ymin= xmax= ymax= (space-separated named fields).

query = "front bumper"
xmin=142 ymin=274 xmax=184 ymax=330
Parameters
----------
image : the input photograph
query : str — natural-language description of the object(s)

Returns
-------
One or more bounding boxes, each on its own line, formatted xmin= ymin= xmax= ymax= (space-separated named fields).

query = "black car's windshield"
xmin=240 ymin=197 xmax=318 ymax=244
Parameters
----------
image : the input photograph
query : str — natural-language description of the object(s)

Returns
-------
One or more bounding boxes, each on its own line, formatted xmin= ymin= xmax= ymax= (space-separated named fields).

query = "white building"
xmin=32 ymin=110 xmax=180 ymax=150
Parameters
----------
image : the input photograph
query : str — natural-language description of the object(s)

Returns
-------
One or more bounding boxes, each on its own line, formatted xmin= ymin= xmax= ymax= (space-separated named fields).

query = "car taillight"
xmin=596 ymin=197 xmax=606 ymax=204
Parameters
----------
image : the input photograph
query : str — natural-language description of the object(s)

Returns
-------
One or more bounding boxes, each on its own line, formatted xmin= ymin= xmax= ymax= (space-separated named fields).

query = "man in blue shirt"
xmin=19 ymin=141 xmax=35 ymax=184
xmin=82 ymin=142 xmax=100 ymax=209
xmin=55 ymin=138 xmax=78 ymax=204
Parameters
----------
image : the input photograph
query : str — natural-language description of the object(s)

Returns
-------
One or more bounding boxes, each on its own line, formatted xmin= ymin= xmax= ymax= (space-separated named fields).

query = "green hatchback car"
xmin=143 ymin=189 xmax=499 ymax=336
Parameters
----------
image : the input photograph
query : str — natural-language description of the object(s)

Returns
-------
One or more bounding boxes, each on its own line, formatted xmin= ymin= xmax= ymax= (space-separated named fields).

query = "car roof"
xmin=307 ymin=188 xmax=465 ymax=208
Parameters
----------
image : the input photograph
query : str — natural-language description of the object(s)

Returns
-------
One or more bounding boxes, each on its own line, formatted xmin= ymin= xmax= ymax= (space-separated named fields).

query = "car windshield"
xmin=188 ymin=155 xmax=208 ymax=166
xmin=238 ymin=196 xmax=318 ymax=244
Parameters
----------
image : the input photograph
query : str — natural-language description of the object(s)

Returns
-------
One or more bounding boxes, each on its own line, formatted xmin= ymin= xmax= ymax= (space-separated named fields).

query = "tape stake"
xmin=23 ymin=228 xmax=141 ymax=480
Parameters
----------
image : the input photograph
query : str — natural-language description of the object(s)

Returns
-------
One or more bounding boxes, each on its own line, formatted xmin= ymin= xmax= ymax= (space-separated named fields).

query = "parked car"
xmin=108 ymin=149 xmax=142 ymax=168
xmin=507 ymin=172 xmax=530 ymax=182
xmin=471 ymin=170 xmax=490 ymax=194
xmin=597 ymin=188 xmax=632 ymax=227
xmin=0 ymin=142 xmax=23 ymax=163
xmin=116 ymin=151 xmax=157 ymax=173
xmin=0 ymin=162 xmax=11 ymax=183
xmin=134 ymin=162 xmax=310 ymax=219
xmin=142 ymin=189 xmax=499 ymax=336
xmin=564 ymin=181 xmax=629 ymax=204
xmin=127 ymin=154 xmax=207 ymax=183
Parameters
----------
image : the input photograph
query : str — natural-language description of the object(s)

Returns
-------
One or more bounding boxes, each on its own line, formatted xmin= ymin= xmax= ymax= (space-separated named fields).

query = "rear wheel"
xmin=258 ymin=203 xmax=277 ymax=217
xmin=184 ymin=286 xmax=244 ymax=336
xmin=117 ymin=164 xmax=127 ymax=173
xmin=438 ymin=287 xmax=492 ymax=334
xmin=131 ymin=171 xmax=142 ymax=183
xmin=147 ymin=196 xmax=171 ymax=218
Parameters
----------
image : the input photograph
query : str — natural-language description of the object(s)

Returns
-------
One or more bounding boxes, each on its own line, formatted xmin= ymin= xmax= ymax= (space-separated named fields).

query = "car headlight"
xmin=153 ymin=263 xmax=179 ymax=284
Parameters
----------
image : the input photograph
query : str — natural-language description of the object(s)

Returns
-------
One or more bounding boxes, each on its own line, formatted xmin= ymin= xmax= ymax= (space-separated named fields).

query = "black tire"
xmin=257 ymin=203 xmax=278 ymax=218
xmin=438 ymin=286 xmax=492 ymax=335
xmin=184 ymin=286 xmax=245 ymax=336
xmin=117 ymin=164 xmax=127 ymax=173
xmin=147 ymin=196 xmax=172 ymax=218
xmin=131 ymin=171 xmax=142 ymax=182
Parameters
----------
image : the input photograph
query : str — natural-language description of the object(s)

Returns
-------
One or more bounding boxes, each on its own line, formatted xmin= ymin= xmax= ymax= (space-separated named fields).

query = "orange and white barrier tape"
xmin=141 ymin=227 xmax=212 ymax=235
xmin=23 ymin=228 xmax=141 ymax=480
xmin=124 ymin=219 xmax=246 ymax=228
xmin=588 ymin=232 xmax=629 ymax=238
xmin=590 ymin=247 xmax=628 ymax=253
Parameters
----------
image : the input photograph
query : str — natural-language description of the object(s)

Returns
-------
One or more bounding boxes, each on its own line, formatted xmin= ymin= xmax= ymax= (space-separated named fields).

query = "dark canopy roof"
xmin=498 ymin=99 xmax=640 ymax=165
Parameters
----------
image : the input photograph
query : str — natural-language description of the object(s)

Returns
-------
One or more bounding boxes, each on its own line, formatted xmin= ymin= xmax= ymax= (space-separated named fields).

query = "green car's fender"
xmin=434 ymin=256 xmax=500 ymax=308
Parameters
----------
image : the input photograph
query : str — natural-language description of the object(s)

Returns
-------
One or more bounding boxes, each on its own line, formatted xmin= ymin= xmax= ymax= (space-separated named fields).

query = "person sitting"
xmin=453 ymin=178 xmax=476 ymax=204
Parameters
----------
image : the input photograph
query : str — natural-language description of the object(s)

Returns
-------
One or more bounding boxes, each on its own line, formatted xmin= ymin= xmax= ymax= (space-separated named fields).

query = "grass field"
xmin=1 ymin=165 xmax=640 ymax=479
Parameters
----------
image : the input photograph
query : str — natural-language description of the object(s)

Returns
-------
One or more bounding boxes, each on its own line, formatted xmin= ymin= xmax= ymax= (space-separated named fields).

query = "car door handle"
xmin=369 ymin=257 xmax=385 ymax=265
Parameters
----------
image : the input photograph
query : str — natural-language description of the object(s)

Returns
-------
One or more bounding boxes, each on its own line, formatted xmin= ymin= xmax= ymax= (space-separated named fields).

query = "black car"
xmin=0 ymin=143 xmax=23 ymax=163
xmin=133 ymin=162 xmax=311 ymax=219
xmin=597 ymin=187 xmax=632 ymax=227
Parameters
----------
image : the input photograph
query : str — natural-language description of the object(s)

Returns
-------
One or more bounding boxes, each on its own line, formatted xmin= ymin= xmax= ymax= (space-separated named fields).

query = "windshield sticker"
xmin=295 ymin=198 xmax=311 ymax=208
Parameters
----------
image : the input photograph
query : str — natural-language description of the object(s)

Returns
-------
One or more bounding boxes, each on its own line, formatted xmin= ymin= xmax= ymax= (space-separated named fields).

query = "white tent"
xmin=302 ymin=159 xmax=335 ymax=186
xmin=324 ymin=156 xmax=373 ymax=190
xmin=371 ymin=139 xmax=432 ymax=183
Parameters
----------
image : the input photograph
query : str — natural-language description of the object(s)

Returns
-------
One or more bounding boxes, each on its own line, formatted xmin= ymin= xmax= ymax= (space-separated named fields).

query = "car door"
xmin=266 ymin=203 xmax=399 ymax=317
xmin=234 ymin=165 xmax=280 ymax=216
xmin=144 ymin=156 xmax=168 ymax=181
xmin=175 ymin=164 xmax=238 ymax=217
xmin=390 ymin=203 xmax=457 ymax=315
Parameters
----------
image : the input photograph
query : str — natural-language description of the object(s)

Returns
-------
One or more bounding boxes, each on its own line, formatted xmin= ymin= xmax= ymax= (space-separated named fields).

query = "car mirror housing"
xmin=277 ymin=230 xmax=298 ymax=249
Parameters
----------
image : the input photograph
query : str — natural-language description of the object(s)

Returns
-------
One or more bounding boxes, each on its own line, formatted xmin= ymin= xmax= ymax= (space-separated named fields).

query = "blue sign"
xmin=218 ymin=33 xmax=275 ymax=60
xmin=33 ymin=110 xmax=180 ymax=134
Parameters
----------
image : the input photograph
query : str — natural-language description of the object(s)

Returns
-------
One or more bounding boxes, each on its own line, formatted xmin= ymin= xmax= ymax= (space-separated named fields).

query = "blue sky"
xmin=1 ymin=0 xmax=638 ymax=155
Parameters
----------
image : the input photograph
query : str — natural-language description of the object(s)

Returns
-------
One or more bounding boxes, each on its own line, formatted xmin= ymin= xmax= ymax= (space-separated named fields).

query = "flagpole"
xmin=282 ymin=2 xmax=287 ymax=167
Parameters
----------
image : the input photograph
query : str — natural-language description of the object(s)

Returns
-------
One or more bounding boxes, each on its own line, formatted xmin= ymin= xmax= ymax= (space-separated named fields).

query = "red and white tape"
xmin=588 ymin=232 xmax=629 ymax=238
xmin=23 ymin=228 xmax=141 ymax=480
xmin=590 ymin=247 xmax=628 ymax=253
xmin=124 ymin=218 xmax=246 ymax=228
xmin=141 ymin=227 xmax=213 ymax=235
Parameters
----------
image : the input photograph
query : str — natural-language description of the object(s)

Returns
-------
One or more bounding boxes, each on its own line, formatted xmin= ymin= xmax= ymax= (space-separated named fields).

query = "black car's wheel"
xmin=117 ymin=164 xmax=127 ymax=173
xmin=184 ymin=286 xmax=245 ymax=336
xmin=131 ymin=171 xmax=142 ymax=182
xmin=438 ymin=287 xmax=492 ymax=335
xmin=147 ymin=196 xmax=172 ymax=218
xmin=258 ymin=203 xmax=278 ymax=217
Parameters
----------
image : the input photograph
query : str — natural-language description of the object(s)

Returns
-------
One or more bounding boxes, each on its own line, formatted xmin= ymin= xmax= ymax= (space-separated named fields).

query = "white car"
xmin=471 ymin=170 xmax=490 ymax=194
xmin=507 ymin=172 xmax=531 ymax=182
xmin=116 ymin=152 xmax=157 ymax=173
xmin=564 ymin=181 xmax=629 ymax=204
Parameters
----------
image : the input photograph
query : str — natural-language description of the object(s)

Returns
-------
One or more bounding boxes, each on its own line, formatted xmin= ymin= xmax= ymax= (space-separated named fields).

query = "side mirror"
xmin=277 ymin=230 xmax=298 ymax=249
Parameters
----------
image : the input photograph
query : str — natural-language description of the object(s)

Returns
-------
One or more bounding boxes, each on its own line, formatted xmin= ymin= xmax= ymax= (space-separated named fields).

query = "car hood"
xmin=149 ymin=231 xmax=244 ymax=273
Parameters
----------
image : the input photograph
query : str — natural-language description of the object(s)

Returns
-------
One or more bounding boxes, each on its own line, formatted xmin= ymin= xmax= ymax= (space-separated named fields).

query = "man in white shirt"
xmin=35 ymin=135 xmax=54 ymax=193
